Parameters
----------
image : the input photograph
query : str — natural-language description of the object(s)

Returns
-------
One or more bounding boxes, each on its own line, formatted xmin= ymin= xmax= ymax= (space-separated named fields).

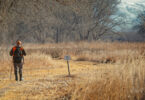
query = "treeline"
xmin=135 ymin=10 xmax=145 ymax=38
xmin=0 ymin=0 xmax=120 ymax=44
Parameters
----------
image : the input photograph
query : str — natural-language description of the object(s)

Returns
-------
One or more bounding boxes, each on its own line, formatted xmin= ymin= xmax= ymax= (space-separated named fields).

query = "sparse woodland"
xmin=135 ymin=10 xmax=145 ymax=38
xmin=0 ymin=0 xmax=120 ymax=44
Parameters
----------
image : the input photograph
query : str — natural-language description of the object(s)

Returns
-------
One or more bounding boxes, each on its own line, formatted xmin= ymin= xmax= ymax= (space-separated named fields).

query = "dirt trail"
xmin=0 ymin=59 xmax=115 ymax=100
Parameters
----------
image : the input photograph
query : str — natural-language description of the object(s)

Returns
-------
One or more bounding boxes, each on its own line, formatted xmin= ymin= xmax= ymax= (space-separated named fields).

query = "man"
xmin=10 ymin=40 xmax=26 ymax=81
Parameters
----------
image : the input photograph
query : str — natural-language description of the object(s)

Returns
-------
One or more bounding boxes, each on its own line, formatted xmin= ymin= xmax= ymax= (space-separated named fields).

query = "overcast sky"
xmin=117 ymin=0 xmax=145 ymax=31
xmin=121 ymin=0 xmax=144 ymax=3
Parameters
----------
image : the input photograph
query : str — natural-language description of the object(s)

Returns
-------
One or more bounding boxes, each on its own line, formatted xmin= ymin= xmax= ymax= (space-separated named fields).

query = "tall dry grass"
xmin=0 ymin=42 xmax=144 ymax=100
xmin=32 ymin=42 xmax=144 ymax=100
xmin=69 ymin=55 xmax=145 ymax=100
xmin=23 ymin=42 xmax=145 ymax=63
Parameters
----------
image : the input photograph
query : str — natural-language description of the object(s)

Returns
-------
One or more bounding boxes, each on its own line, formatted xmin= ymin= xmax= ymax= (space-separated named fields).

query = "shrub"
xmin=50 ymin=48 xmax=63 ymax=59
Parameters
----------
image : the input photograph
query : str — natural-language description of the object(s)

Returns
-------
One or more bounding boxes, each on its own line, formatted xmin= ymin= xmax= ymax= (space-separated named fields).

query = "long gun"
xmin=22 ymin=56 xmax=24 ymax=64
xmin=10 ymin=60 xmax=13 ymax=80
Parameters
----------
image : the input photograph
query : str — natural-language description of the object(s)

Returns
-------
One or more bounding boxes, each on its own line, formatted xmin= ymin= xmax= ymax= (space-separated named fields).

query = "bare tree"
xmin=73 ymin=0 xmax=120 ymax=41
xmin=0 ymin=0 xmax=121 ymax=44
xmin=135 ymin=10 xmax=145 ymax=38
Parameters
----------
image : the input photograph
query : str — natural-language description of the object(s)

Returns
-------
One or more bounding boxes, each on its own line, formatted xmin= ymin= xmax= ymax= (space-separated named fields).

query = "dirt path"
xmin=0 ymin=59 xmax=116 ymax=100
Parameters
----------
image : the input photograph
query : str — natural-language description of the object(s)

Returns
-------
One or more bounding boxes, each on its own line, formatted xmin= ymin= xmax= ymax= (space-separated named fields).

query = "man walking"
xmin=10 ymin=40 xmax=26 ymax=81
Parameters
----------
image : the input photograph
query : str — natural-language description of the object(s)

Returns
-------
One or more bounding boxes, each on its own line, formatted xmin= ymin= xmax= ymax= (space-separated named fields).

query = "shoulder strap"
xmin=12 ymin=46 xmax=17 ymax=53
xmin=12 ymin=46 xmax=23 ymax=56
xmin=20 ymin=47 xmax=24 ymax=51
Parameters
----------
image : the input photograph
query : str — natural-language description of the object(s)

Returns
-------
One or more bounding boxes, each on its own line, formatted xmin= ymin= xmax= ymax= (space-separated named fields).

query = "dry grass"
xmin=70 ymin=56 xmax=145 ymax=100
xmin=0 ymin=42 xmax=144 ymax=100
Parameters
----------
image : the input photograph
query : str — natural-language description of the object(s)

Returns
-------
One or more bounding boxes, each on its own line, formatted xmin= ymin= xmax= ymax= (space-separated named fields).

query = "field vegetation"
xmin=0 ymin=42 xmax=144 ymax=100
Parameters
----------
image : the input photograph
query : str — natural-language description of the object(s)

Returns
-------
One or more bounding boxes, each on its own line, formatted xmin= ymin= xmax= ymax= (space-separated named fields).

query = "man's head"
xmin=16 ymin=40 xmax=22 ymax=46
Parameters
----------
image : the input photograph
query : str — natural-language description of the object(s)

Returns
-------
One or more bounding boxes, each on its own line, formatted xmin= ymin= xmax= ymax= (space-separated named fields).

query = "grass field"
xmin=0 ymin=42 xmax=144 ymax=100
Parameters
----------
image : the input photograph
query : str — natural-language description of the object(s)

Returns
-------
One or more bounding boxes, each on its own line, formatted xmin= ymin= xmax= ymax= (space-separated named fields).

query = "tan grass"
xmin=70 ymin=56 xmax=145 ymax=100
xmin=0 ymin=42 xmax=144 ymax=100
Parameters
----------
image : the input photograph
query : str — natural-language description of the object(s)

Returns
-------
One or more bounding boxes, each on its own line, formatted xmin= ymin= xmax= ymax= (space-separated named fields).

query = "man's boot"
xmin=14 ymin=64 xmax=18 ymax=81
xmin=20 ymin=74 xmax=22 ymax=81
xmin=15 ymin=73 xmax=18 ymax=81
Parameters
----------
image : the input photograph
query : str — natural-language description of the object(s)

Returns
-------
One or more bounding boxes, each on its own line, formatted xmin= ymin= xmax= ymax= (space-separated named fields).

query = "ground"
xmin=0 ymin=58 xmax=116 ymax=100
xmin=0 ymin=42 xmax=144 ymax=100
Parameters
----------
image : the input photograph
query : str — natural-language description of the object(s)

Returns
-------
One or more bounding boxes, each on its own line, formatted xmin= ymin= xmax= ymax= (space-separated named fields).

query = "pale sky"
xmin=117 ymin=0 xmax=145 ymax=30
xmin=121 ymin=0 xmax=144 ymax=3
xmin=119 ymin=0 xmax=145 ymax=19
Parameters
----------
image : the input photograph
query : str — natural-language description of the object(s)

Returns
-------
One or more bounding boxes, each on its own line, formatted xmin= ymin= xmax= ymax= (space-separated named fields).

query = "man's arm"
xmin=10 ymin=48 xmax=13 ymax=56
xmin=22 ymin=49 xmax=26 ymax=56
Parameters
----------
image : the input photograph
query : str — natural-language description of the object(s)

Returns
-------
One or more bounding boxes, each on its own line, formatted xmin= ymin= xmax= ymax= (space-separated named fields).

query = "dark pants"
xmin=14 ymin=63 xmax=23 ymax=81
